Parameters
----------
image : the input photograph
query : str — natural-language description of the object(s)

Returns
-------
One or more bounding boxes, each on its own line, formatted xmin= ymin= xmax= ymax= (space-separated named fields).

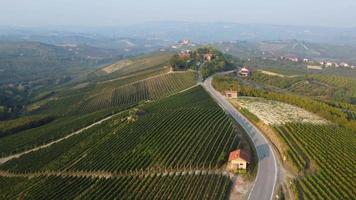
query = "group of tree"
xmin=0 ymin=85 xmax=30 ymax=120
xmin=211 ymin=75 xmax=239 ymax=92
xmin=169 ymin=47 xmax=238 ymax=79
xmin=0 ymin=115 xmax=54 ymax=138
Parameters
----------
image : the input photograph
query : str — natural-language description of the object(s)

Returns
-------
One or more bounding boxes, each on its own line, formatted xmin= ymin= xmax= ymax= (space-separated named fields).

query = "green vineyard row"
xmin=0 ymin=173 xmax=231 ymax=200
xmin=274 ymin=123 xmax=356 ymax=199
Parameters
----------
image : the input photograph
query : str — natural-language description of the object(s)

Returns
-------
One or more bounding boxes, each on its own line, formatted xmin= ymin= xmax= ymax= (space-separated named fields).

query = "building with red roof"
xmin=227 ymin=149 xmax=251 ymax=171
xmin=238 ymin=67 xmax=250 ymax=77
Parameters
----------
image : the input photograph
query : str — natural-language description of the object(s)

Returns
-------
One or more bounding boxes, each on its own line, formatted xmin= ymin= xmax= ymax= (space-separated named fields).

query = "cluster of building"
xmin=279 ymin=56 xmax=355 ymax=69
xmin=318 ymin=61 xmax=355 ymax=69
xmin=178 ymin=49 xmax=192 ymax=59
xmin=280 ymin=56 xmax=299 ymax=62
xmin=171 ymin=39 xmax=196 ymax=49
xmin=178 ymin=49 xmax=214 ymax=64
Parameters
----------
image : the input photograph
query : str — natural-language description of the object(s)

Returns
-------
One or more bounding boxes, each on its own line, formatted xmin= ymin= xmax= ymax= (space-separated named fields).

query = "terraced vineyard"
xmin=1 ymin=86 xmax=240 ymax=173
xmin=0 ymin=173 xmax=231 ymax=200
xmin=0 ymin=86 xmax=245 ymax=199
xmin=274 ymin=123 xmax=356 ymax=199
xmin=0 ymin=108 xmax=126 ymax=157
xmin=78 ymin=71 xmax=197 ymax=113
xmin=309 ymin=74 xmax=356 ymax=102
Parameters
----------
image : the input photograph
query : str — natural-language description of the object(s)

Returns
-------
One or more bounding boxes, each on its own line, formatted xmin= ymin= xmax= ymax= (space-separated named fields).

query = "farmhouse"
xmin=227 ymin=149 xmax=251 ymax=171
xmin=203 ymin=53 xmax=213 ymax=62
xmin=238 ymin=67 xmax=250 ymax=77
xmin=224 ymin=90 xmax=238 ymax=99
xmin=339 ymin=62 xmax=350 ymax=67
xmin=286 ymin=56 xmax=299 ymax=62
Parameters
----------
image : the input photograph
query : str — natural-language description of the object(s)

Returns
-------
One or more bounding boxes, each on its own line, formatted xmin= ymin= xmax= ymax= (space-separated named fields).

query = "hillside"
xmin=0 ymin=52 xmax=198 ymax=155
xmin=0 ymin=86 xmax=248 ymax=199
xmin=216 ymin=40 xmax=356 ymax=66
xmin=0 ymin=41 xmax=123 ymax=84
xmin=213 ymin=72 xmax=356 ymax=199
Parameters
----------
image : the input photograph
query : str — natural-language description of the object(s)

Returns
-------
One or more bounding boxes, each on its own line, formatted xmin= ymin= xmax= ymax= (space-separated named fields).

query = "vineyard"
xmin=0 ymin=71 xmax=196 ymax=157
xmin=274 ymin=123 xmax=356 ymax=199
xmin=1 ymin=86 xmax=241 ymax=174
xmin=91 ymin=52 xmax=173 ymax=82
xmin=310 ymin=74 xmax=356 ymax=103
xmin=0 ymin=173 xmax=231 ymax=200
xmin=0 ymin=107 xmax=126 ymax=157
xmin=0 ymin=86 xmax=242 ymax=199
xmin=78 ymin=71 xmax=197 ymax=113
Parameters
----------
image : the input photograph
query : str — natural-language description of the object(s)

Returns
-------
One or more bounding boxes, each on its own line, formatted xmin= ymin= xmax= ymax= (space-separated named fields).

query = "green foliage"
xmin=2 ymin=174 xmax=231 ymax=200
xmin=239 ymin=108 xmax=260 ymax=123
xmin=274 ymin=123 xmax=356 ymax=199
xmin=0 ymin=108 xmax=125 ymax=157
xmin=309 ymin=74 xmax=356 ymax=104
xmin=248 ymin=71 xmax=304 ymax=89
xmin=170 ymin=47 xmax=234 ymax=79
xmin=77 ymin=72 xmax=197 ymax=113
xmin=0 ymin=84 xmax=30 ymax=120
xmin=170 ymin=54 xmax=189 ymax=70
xmin=0 ymin=41 xmax=122 ymax=84
xmin=0 ymin=177 xmax=35 ymax=200
xmin=0 ymin=115 xmax=54 ymax=138
xmin=212 ymin=75 xmax=239 ymax=93
xmin=1 ymin=87 xmax=241 ymax=173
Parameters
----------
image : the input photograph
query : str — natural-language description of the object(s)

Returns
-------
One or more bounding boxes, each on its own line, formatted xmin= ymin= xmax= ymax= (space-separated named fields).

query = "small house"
xmin=204 ymin=53 xmax=213 ymax=62
xmin=224 ymin=91 xmax=238 ymax=99
xmin=238 ymin=67 xmax=250 ymax=77
xmin=227 ymin=149 xmax=251 ymax=171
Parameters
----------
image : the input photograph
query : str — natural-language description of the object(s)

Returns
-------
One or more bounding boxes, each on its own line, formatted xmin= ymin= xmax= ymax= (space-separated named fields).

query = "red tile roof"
xmin=228 ymin=149 xmax=251 ymax=163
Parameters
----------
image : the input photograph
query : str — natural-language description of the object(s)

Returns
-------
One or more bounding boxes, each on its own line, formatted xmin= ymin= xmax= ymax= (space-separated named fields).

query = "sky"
xmin=1 ymin=0 xmax=356 ymax=28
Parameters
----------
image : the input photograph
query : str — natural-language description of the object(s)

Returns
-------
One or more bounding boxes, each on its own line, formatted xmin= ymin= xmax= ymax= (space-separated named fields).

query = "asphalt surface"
xmin=202 ymin=74 xmax=278 ymax=200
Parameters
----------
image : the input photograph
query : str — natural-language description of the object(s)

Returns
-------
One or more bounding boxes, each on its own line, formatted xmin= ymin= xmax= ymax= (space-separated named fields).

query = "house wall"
xmin=225 ymin=92 xmax=238 ymax=99
xmin=228 ymin=159 xmax=247 ymax=170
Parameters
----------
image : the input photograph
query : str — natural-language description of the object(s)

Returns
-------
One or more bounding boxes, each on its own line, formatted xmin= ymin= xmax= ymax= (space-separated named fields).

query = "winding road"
xmin=202 ymin=73 xmax=278 ymax=200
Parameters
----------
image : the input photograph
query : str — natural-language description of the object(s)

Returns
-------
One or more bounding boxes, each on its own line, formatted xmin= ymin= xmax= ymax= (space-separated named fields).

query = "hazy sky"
xmin=1 ymin=0 xmax=356 ymax=28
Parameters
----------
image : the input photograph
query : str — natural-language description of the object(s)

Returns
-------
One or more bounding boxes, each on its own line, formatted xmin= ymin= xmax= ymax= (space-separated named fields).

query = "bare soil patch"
xmin=236 ymin=97 xmax=328 ymax=125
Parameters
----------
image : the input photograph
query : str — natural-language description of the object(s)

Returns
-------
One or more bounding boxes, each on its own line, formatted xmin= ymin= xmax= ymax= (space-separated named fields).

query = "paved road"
xmin=202 ymin=74 xmax=278 ymax=200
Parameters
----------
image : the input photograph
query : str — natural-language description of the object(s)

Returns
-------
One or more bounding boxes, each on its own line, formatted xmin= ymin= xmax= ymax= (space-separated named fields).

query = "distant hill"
xmin=2 ymin=22 xmax=356 ymax=44
xmin=0 ymin=41 xmax=122 ymax=84
xmin=215 ymin=40 xmax=356 ymax=65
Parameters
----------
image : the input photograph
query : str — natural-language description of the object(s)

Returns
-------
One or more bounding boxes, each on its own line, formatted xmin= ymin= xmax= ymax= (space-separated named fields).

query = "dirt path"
xmin=0 ymin=112 xmax=123 ymax=165
xmin=0 ymin=82 xmax=199 ymax=165
xmin=0 ymin=168 xmax=231 ymax=179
